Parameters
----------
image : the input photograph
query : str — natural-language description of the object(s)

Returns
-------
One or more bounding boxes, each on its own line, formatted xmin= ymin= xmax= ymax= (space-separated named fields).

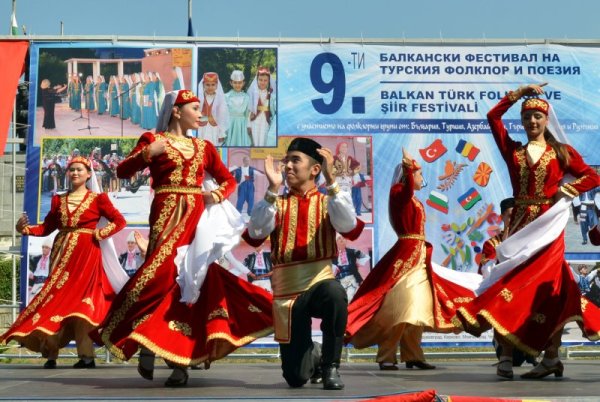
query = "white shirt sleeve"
xmin=328 ymin=184 xmax=358 ymax=234
xmin=246 ymin=194 xmax=277 ymax=239
xmin=224 ymin=251 xmax=251 ymax=276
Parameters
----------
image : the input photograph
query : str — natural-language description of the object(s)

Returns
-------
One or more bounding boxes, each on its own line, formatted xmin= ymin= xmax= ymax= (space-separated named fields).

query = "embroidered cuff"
xmin=559 ymin=183 xmax=579 ymax=198
xmin=264 ymin=190 xmax=278 ymax=204
xmin=507 ymin=87 xmax=523 ymax=102
xmin=326 ymin=182 xmax=340 ymax=196
xmin=210 ymin=190 xmax=222 ymax=203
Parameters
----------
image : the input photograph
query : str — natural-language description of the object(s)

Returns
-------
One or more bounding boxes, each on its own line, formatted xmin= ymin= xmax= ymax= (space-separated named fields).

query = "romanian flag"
xmin=426 ymin=191 xmax=449 ymax=214
xmin=455 ymin=139 xmax=480 ymax=161
xmin=458 ymin=187 xmax=482 ymax=210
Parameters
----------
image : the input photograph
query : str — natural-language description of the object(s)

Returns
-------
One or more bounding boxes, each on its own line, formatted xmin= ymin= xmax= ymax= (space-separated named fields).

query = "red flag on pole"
xmin=0 ymin=41 xmax=28 ymax=156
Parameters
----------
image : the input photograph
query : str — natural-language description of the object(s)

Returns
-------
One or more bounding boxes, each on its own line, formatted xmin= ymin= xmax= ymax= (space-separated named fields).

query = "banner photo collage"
xmin=22 ymin=43 xmax=600 ymax=337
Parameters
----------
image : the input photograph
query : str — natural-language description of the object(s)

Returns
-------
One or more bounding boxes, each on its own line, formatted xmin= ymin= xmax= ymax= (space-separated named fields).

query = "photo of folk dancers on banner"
xmin=33 ymin=46 xmax=192 ymax=144
xmin=38 ymin=138 xmax=152 ymax=224
xmin=197 ymin=47 xmax=277 ymax=147
xmin=227 ymin=135 xmax=373 ymax=223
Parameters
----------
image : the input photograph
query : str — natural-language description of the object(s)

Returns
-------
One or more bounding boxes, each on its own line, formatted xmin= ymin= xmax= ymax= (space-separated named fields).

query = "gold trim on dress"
xmin=207 ymin=307 xmax=229 ymax=321
xmin=398 ymin=234 xmax=425 ymax=241
xmin=168 ymin=320 xmax=192 ymax=337
xmin=154 ymin=185 xmax=203 ymax=195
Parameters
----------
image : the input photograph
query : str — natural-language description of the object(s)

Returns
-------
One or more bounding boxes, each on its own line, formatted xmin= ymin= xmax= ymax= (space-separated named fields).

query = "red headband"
xmin=174 ymin=89 xmax=200 ymax=105
xmin=67 ymin=156 xmax=91 ymax=170
xmin=202 ymin=72 xmax=219 ymax=83
xmin=521 ymin=98 xmax=549 ymax=115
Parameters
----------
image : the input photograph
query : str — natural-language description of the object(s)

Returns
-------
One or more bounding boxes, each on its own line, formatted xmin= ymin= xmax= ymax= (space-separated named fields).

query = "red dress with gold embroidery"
xmin=346 ymin=166 xmax=472 ymax=344
xmin=96 ymin=132 xmax=273 ymax=366
xmin=456 ymin=96 xmax=600 ymax=355
xmin=0 ymin=191 xmax=125 ymax=352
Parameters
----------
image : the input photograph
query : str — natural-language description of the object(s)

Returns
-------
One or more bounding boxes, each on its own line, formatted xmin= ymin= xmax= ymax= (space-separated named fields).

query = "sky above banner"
xmin=4 ymin=0 xmax=600 ymax=39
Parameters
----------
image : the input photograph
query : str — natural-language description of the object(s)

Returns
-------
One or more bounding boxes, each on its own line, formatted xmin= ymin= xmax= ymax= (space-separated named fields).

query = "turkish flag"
xmin=0 ymin=41 xmax=28 ymax=156
xmin=419 ymin=138 xmax=447 ymax=163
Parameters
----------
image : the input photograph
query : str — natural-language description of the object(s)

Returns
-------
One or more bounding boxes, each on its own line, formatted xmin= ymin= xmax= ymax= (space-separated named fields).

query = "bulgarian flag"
xmin=426 ymin=191 xmax=449 ymax=214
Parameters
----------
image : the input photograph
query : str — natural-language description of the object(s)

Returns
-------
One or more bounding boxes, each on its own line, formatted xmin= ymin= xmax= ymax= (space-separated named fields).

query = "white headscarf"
xmin=247 ymin=70 xmax=276 ymax=115
xmin=197 ymin=73 xmax=229 ymax=131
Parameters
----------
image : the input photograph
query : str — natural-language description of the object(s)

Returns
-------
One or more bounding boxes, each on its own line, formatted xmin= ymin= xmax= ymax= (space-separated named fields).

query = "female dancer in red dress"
xmin=456 ymin=83 xmax=600 ymax=379
xmin=2 ymin=157 xmax=126 ymax=369
xmin=96 ymin=89 xmax=273 ymax=387
xmin=346 ymin=149 xmax=474 ymax=370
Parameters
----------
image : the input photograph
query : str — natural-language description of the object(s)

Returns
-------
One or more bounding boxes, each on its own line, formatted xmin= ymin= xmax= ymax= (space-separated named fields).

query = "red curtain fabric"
xmin=0 ymin=41 xmax=28 ymax=156
xmin=364 ymin=390 xmax=438 ymax=401
xmin=363 ymin=391 xmax=526 ymax=402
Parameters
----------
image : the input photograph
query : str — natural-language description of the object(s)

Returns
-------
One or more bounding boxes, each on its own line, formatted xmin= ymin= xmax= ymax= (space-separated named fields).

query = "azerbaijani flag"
xmin=455 ymin=139 xmax=480 ymax=161
xmin=426 ymin=190 xmax=449 ymax=214
xmin=458 ymin=187 xmax=482 ymax=210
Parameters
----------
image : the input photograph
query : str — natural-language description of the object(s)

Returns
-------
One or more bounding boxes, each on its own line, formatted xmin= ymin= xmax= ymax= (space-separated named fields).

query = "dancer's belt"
xmin=59 ymin=228 xmax=95 ymax=235
xmin=271 ymin=260 xmax=334 ymax=343
xmin=515 ymin=197 xmax=552 ymax=205
xmin=257 ymin=105 xmax=270 ymax=112
xmin=154 ymin=185 xmax=203 ymax=195
xmin=397 ymin=234 xmax=425 ymax=241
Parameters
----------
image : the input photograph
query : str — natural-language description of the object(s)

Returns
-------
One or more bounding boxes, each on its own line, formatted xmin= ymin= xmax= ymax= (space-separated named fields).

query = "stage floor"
xmin=0 ymin=360 xmax=599 ymax=401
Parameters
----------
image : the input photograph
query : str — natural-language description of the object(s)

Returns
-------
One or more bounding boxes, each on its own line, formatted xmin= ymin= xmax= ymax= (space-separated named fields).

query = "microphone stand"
xmin=78 ymin=88 xmax=99 ymax=135
xmin=72 ymin=85 xmax=85 ymax=122
xmin=116 ymin=81 xmax=140 ymax=138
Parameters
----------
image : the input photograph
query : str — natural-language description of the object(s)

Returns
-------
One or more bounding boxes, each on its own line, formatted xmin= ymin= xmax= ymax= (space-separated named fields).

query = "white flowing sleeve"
xmin=328 ymin=183 xmax=358 ymax=234
xmin=247 ymin=191 xmax=277 ymax=239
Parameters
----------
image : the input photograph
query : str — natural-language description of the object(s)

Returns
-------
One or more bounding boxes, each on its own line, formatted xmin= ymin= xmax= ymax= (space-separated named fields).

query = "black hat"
xmin=499 ymin=197 xmax=515 ymax=214
xmin=287 ymin=137 xmax=323 ymax=164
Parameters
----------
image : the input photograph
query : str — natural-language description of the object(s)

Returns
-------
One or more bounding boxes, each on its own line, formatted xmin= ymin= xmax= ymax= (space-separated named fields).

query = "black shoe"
xmin=73 ymin=359 xmax=95 ymax=369
xmin=138 ymin=350 xmax=155 ymax=381
xmin=164 ymin=370 xmax=189 ymax=387
xmin=405 ymin=360 xmax=436 ymax=370
xmin=310 ymin=341 xmax=323 ymax=384
xmin=310 ymin=364 xmax=323 ymax=384
xmin=322 ymin=364 xmax=344 ymax=390
xmin=378 ymin=362 xmax=399 ymax=371
xmin=43 ymin=359 xmax=56 ymax=369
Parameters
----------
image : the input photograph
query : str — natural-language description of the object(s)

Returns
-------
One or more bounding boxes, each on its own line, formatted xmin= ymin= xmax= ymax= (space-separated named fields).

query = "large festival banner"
xmin=21 ymin=41 xmax=600 ymax=344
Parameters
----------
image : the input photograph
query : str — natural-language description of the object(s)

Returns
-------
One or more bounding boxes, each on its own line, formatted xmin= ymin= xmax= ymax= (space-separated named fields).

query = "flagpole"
xmin=187 ymin=0 xmax=194 ymax=37
xmin=10 ymin=0 xmax=16 ymax=35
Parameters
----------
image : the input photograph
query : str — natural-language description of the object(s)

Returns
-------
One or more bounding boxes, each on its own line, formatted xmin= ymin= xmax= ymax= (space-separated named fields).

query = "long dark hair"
xmin=544 ymin=129 xmax=570 ymax=169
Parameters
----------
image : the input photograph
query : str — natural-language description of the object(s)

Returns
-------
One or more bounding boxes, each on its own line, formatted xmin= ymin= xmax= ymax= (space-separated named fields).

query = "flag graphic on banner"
xmin=426 ymin=191 xmax=449 ymax=214
xmin=457 ymin=187 xmax=482 ymax=210
xmin=455 ymin=139 xmax=480 ymax=161
xmin=473 ymin=162 xmax=493 ymax=187
xmin=419 ymin=138 xmax=447 ymax=163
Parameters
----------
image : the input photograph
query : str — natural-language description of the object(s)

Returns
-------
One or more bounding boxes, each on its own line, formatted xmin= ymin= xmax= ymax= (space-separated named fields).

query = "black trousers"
xmin=279 ymin=279 xmax=348 ymax=387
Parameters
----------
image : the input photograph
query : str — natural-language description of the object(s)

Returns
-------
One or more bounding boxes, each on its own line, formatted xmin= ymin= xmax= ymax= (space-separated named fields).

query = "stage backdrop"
xmin=21 ymin=41 xmax=600 ymax=344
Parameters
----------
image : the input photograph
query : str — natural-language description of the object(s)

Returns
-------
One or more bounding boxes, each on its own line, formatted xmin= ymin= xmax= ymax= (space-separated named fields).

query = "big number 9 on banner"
xmin=310 ymin=52 xmax=346 ymax=114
